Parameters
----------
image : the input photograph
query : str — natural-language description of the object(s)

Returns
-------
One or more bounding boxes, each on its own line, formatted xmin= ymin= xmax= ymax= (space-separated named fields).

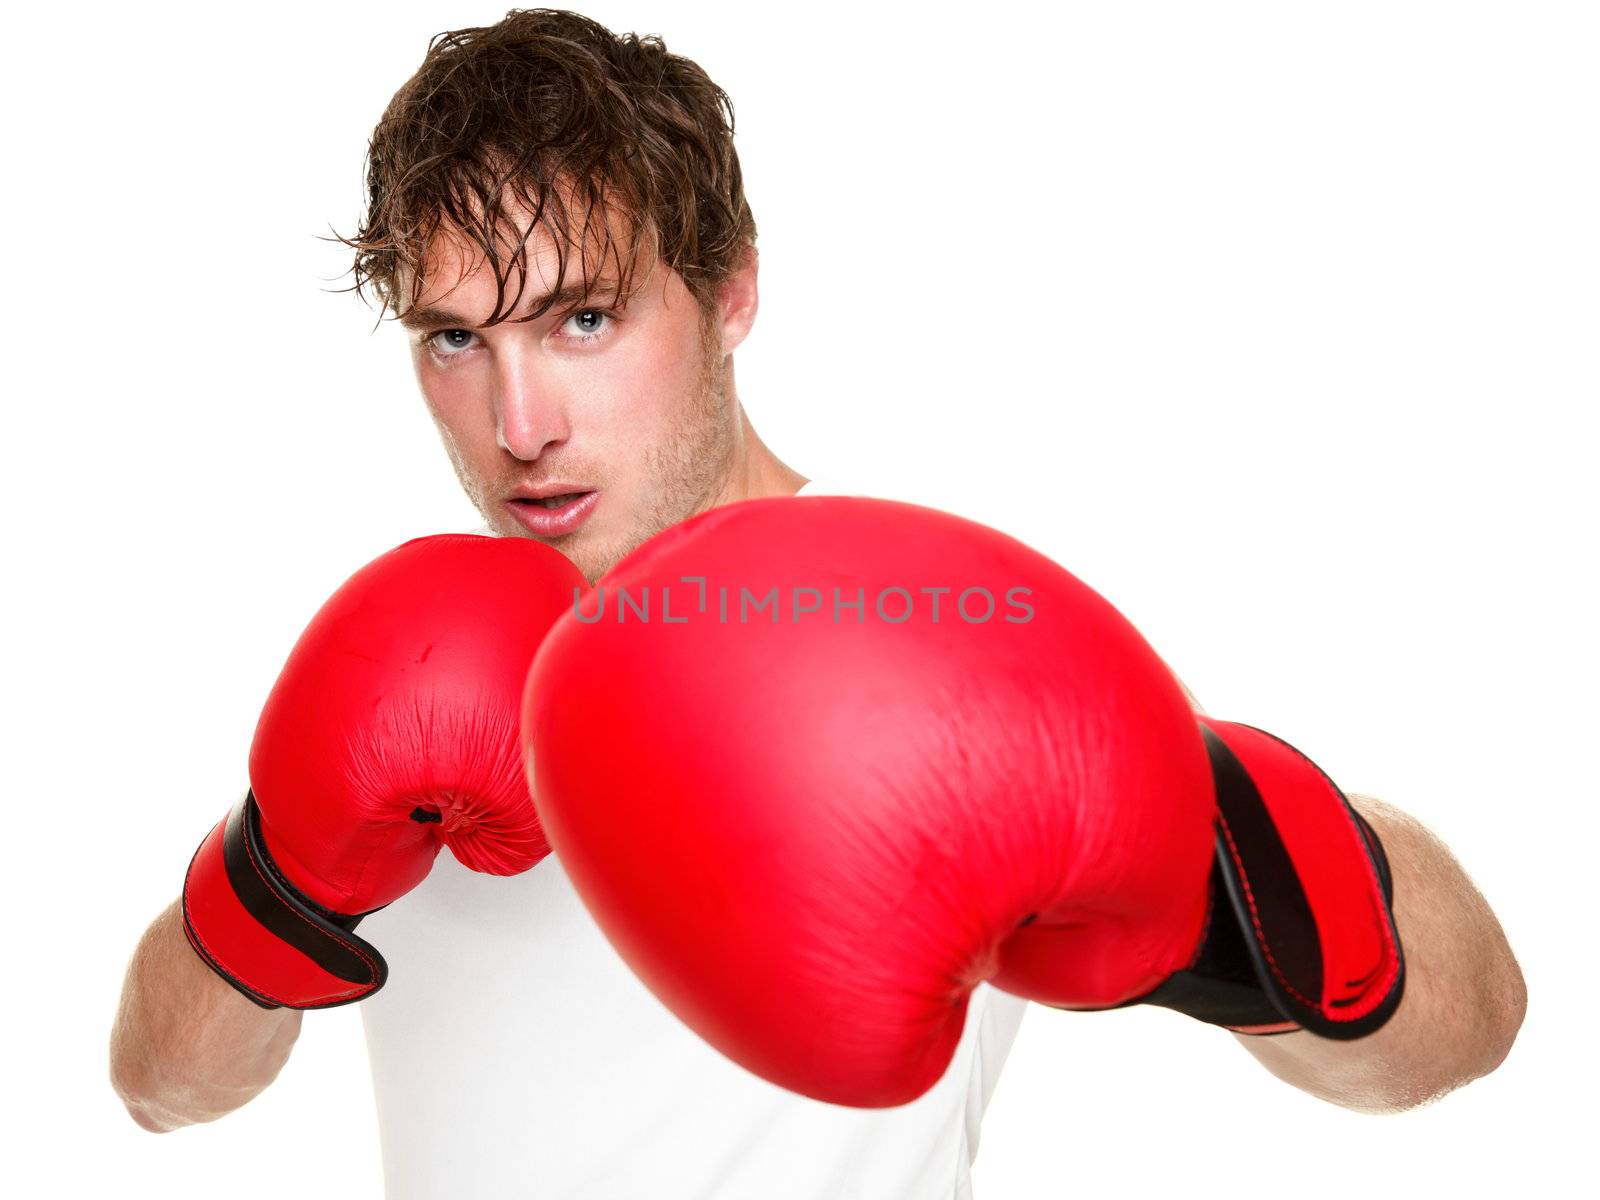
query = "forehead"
xmin=399 ymin=185 xmax=654 ymax=324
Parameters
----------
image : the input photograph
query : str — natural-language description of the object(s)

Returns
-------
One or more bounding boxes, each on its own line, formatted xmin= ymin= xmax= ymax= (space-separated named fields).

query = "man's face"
xmin=400 ymin=221 xmax=746 ymax=581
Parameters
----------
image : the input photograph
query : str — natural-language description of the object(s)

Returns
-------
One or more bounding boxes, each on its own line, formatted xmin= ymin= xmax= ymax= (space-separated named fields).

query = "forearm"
xmin=109 ymin=900 xmax=303 ymax=1132
xmin=1234 ymin=794 xmax=1525 ymax=1112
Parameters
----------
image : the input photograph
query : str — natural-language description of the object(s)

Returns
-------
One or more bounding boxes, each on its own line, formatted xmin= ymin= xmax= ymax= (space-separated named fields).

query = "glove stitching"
xmin=1214 ymin=812 xmax=1322 ymax=1018
xmin=1215 ymin=797 xmax=1400 ymax=1024
xmin=184 ymin=918 xmax=367 ymax=1007
xmin=204 ymin=822 xmax=378 ymax=1006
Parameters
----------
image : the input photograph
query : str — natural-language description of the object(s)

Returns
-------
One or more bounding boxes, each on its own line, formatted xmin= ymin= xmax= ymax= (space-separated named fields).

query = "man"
xmin=110 ymin=9 xmax=1525 ymax=1197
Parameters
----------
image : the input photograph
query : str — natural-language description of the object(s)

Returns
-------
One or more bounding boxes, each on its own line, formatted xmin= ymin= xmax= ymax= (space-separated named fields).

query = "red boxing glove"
xmin=183 ymin=534 xmax=584 ymax=1009
xmin=522 ymin=497 xmax=1403 ymax=1106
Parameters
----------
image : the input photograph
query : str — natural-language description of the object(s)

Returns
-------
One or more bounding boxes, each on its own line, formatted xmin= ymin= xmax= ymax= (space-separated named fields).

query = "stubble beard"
xmin=443 ymin=321 xmax=738 ymax=582
xmin=587 ymin=332 xmax=736 ymax=581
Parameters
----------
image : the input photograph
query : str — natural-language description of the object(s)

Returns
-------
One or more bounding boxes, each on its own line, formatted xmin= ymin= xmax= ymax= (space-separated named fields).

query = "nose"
xmin=494 ymin=352 xmax=572 ymax=461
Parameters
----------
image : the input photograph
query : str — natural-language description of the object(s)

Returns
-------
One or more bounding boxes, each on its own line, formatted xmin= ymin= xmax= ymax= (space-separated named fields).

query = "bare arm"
xmin=1234 ymin=793 xmax=1526 ymax=1112
xmin=109 ymin=900 xmax=303 ymax=1132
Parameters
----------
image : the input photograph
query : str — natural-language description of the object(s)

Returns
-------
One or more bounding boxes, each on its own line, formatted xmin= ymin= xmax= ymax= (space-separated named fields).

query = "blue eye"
xmin=430 ymin=329 xmax=475 ymax=355
xmin=563 ymin=310 xmax=610 ymax=339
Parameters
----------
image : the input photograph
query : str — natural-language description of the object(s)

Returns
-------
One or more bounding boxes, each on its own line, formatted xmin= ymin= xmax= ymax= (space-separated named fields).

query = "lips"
xmin=506 ymin=490 xmax=599 ymax=539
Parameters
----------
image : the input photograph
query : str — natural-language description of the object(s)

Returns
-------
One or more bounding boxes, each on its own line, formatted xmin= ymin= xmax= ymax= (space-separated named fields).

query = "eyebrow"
xmin=398 ymin=279 xmax=624 ymax=331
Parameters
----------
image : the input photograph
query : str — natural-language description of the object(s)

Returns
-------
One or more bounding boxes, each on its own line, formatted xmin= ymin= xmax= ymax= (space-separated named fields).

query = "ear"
xmin=713 ymin=243 xmax=760 ymax=355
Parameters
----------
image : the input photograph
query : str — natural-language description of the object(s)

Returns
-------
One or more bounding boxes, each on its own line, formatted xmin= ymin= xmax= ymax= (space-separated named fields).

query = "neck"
xmin=712 ymin=362 xmax=807 ymax=506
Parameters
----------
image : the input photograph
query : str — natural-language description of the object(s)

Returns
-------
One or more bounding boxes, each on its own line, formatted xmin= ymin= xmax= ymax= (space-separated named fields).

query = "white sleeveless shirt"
xmin=360 ymin=481 xmax=1027 ymax=1199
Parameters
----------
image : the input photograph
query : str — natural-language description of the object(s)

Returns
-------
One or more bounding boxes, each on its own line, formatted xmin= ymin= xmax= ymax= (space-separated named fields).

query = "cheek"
xmin=416 ymin=359 xmax=489 ymax=440
xmin=603 ymin=324 xmax=707 ymax=427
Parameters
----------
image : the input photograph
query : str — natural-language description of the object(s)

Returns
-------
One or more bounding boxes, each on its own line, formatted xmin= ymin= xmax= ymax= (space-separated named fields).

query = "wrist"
xmin=1140 ymin=718 xmax=1405 ymax=1038
xmin=181 ymin=793 xmax=388 ymax=1009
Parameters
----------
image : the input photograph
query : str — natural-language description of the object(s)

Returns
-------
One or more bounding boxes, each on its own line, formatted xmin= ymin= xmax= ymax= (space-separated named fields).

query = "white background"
xmin=4 ymin=0 xmax=1594 ymax=1195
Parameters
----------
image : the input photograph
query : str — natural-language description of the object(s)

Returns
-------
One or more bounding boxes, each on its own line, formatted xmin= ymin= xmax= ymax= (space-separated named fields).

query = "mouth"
xmin=519 ymin=491 xmax=590 ymax=510
xmin=506 ymin=489 xmax=600 ymax=539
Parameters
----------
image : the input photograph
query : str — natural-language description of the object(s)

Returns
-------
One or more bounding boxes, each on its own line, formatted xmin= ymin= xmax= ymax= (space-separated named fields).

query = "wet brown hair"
xmin=341 ymin=8 xmax=756 ymax=325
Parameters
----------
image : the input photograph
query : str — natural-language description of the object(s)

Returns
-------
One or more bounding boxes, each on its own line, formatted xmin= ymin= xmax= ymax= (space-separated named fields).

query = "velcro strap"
xmin=1194 ymin=719 xmax=1404 ymax=1038
xmin=181 ymin=793 xmax=388 ymax=1009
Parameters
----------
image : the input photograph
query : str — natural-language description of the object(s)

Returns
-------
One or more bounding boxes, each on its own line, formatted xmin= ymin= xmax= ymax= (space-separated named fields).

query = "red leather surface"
xmin=524 ymin=497 xmax=1215 ymax=1106
xmin=251 ymin=534 xmax=585 ymax=915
